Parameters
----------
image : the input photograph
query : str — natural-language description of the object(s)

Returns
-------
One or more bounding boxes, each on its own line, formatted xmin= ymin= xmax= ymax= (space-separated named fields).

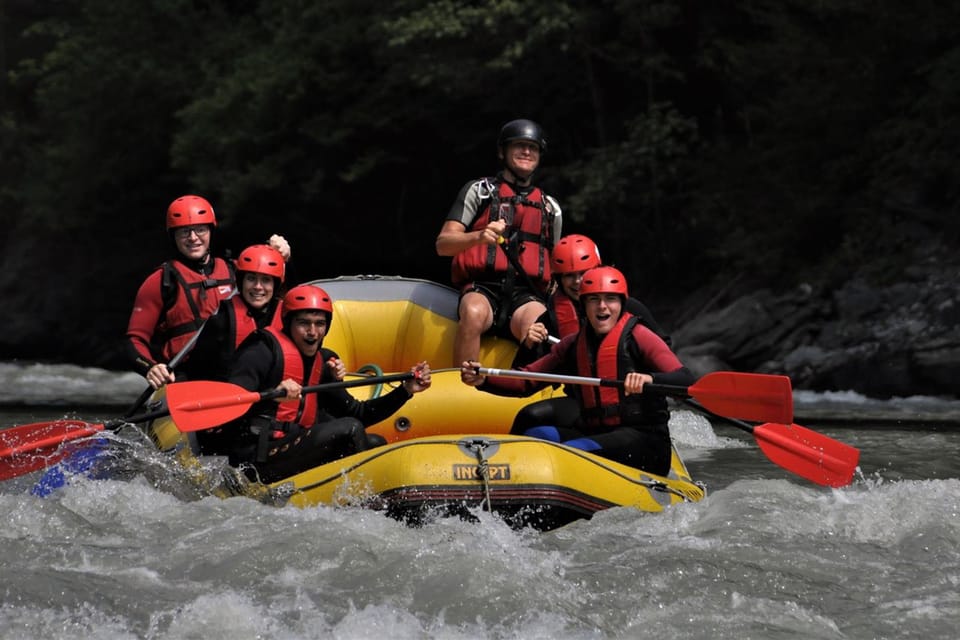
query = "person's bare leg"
xmin=454 ymin=292 xmax=494 ymax=366
xmin=510 ymin=300 xmax=548 ymax=344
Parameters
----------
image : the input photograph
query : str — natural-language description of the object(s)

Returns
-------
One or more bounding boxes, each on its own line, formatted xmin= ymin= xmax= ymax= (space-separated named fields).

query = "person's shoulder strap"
xmin=160 ymin=261 xmax=178 ymax=311
xmin=218 ymin=255 xmax=238 ymax=285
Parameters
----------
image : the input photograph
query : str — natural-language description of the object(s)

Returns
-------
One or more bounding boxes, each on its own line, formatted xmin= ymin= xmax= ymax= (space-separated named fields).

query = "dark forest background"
xmin=1 ymin=0 xmax=958 ymax=370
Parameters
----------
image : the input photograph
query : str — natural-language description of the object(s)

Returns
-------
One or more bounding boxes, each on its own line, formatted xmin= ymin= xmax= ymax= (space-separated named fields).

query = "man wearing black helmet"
xmin=436 ymin=118 xmax=563 ymax=367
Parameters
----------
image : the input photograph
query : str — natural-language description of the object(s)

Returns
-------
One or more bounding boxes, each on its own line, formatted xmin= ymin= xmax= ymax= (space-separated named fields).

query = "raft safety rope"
xmin=470 ymin=439 xmax=493 ymax=511
xmin=355 ymin=363 xmax=384 ymax=398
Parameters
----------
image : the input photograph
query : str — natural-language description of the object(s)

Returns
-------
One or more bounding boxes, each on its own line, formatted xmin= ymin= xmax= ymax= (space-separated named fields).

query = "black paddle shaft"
xmin=258 ymin=371 xmax=417 ymax=401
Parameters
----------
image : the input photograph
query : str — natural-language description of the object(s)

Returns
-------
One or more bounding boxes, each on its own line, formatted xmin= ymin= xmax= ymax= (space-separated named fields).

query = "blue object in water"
xmin=32 ymin=438 xmax=112 ymax=497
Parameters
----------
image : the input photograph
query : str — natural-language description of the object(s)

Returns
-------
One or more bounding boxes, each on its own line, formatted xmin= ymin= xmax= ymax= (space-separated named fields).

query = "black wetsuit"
xmin=201 ymin=330 xmax=411 ymax=482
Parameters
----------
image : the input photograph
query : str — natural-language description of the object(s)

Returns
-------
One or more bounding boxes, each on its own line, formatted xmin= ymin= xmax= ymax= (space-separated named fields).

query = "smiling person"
xmin=510 ymin=236 xmax=676 ymax=439
xmin=176 ymin=243 xmax=291 ymax=384
xmin=124 ymin=195 xmax=291 ymax=390
xmin=460 ymin=266 xmax=692 ymax=476
xmin=436 ymin=118 xmax=562 ymax=366
xmin=211 ymin=285 xmax=432 ymax=482
xmin=513 ymin=234 xmax=672 ymax=367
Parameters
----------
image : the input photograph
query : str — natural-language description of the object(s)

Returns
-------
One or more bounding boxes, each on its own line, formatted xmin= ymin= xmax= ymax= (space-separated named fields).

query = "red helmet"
xmin=166 ymin=195 xmax=217 ymax=230
xmin=579 ymin=266 xmax=629 ymax=298
xmin=282 ymin=285 xmax=333 ymax=319
xmin=551 ymin=234 xmax=601 ymax=275
xmin=235 ymin=244 xmax=285 ymax=283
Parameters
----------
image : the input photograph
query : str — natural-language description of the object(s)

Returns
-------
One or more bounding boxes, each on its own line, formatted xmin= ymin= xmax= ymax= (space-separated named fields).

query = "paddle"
xmin=476 ymin=368 xmax=793 ymax=424
xmin=0 ymin=407 xmax=172 ymax=482
xmin=1 ymin=370 xmax=432 ymax=481
xmin=683 ymin=399 xmax=860 ymax=487
xmin=163 ymin=372 xmax=418 ymax=432
xmin=122 ymin=294 xmax=228 ymax=418
xmin=0 ymin=420 xmax=104 ymax=481
xmin=2 ymin=292 xmax=237 ymax=483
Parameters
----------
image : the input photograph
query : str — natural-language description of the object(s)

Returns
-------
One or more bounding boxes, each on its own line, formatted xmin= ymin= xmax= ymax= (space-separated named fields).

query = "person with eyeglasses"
xmin=124 ymin=194 xmax=292 ymax=390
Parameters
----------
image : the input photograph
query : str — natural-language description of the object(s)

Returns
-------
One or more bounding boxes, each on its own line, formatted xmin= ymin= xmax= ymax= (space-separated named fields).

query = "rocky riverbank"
xmin=673 ymin=240 xmax=960 ymax=399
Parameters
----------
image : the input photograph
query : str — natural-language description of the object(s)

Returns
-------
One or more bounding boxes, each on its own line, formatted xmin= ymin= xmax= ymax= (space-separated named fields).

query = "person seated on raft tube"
xmin=125 ymin=194 xmax=291 ymax=390
xmin=512 ymin=233 xmax=672 ymax=368
xmin=509 ymin=235 xmax=675 ymax=436
xmin=435 ymin=118 xmax=563 ymax=367
xmin=208 ymin=284 xmax=432 ymax=483
xmin=460 ymin=266 xmax=692 ymax=476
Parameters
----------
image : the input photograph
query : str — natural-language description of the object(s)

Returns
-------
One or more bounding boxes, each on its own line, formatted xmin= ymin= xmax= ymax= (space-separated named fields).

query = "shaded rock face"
xmin=673 ymin=255 xmax=960 ymax=399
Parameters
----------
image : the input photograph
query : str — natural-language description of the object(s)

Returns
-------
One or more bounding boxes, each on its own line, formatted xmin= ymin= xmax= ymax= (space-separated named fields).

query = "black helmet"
xmin=497 ymin=119 xmax=547 ymax=153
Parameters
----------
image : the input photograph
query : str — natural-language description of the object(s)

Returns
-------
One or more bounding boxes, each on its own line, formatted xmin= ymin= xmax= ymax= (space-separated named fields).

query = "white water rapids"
xmin=1 ymin=361 xmax=958 ymax=639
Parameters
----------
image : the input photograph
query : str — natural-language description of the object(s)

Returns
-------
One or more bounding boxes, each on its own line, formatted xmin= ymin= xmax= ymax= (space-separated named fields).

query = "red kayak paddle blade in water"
xmin=753 ymin=422 xmax=860 ymax=487
xmin=0 ymin=420 xmax=105 ymax=481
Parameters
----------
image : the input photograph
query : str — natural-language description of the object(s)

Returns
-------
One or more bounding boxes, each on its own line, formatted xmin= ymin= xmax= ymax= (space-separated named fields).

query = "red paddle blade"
xmin=165 ymin=380 xmax=262 ymax=432
xmin=0 ymin=420 xmax=105 ymax=481
xmin=752 ymin=422 xmax=860 ymax=487
xmin=689 ymin=372 xmax=793 ymax=425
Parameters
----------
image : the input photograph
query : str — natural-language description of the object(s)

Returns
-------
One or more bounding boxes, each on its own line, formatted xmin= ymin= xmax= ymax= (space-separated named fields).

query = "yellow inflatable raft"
xmin=217 ymin=434 xmax=704 ymax=531
xmin=315 ymin=275 xmax=561 ymax=442
xmin=148 ymin=275 xmax=704 ymax=529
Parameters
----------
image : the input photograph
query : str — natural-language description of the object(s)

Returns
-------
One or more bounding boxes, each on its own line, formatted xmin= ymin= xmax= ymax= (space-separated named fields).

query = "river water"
xmin=1 ymin=362 xmax=958 ymax=639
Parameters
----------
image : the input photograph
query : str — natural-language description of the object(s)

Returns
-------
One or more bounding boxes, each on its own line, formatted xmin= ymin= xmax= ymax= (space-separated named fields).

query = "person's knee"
xmin=459 ymin=296 xmax=493 ymax=329
xmin=510 ymin=406 xmax=538 ymax=433
xmin=313 ymin=418 xmax=368 ymax=453
xmin=509 ymin=302 xmax=547 ymax=340
xmin=513 ymin=400 xmax=556 ymax=430
xmin=342 ymin=418 xmax=369 ymax=451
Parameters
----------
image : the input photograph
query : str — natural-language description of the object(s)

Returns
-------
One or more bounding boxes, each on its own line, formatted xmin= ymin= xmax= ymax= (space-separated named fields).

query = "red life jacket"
xmin=228 ymin=295 xmax=282 ymax=350
xmin=576 ymin=313 xmax=643 ymax=427
xmin=549 ymin=289 xmax=581 ymax=338
xmin=451 ymin=178 xmax=555 ymax=289
xmin=265 ymin=326 xmax=324 ymax=427
xmin=158 ymin=258 xmax=235 ymax=360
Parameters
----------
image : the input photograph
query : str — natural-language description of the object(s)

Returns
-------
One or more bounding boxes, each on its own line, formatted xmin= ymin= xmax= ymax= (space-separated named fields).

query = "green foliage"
xmin=3 ymin=0 xmax=958 ymax=298
xmin=561 ymin=103 xmax=698 ymax=291
xmin=675 ymin=0 xmax=960 ymax=288
xmin=8 ymin=0 xmax=217 ymax=230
